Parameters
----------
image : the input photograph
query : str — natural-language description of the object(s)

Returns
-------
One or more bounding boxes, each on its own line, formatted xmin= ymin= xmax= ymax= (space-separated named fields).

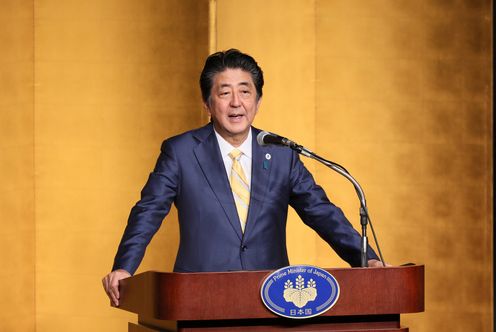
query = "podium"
xmin=117 ymin=265 xmax=424 ymax=331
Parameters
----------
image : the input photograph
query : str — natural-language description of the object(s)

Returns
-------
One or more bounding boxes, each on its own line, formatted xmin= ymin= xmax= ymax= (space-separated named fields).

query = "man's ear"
xmin=255 ymin=97 xmax=263 ymax=112
xmin=203 ymin=101 xmax=211 ymax=114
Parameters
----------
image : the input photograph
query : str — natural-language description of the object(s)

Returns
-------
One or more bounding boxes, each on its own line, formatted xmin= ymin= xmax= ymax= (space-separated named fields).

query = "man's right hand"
xmin=102 ymin=269 xmax=131 ymax=307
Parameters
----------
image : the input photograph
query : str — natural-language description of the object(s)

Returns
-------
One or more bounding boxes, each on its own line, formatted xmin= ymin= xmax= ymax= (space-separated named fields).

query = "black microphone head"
xmin=257 ymin=131 xmax=288 ymax=146
xmin=257 ymin=131 xmax=271 ymax=146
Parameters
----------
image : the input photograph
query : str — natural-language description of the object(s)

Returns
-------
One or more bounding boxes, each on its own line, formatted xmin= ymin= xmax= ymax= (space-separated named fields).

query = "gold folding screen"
xmin=0 ymin=1 xmax=35 ymax=331
xmin=215 ymin=1 xmax=493 ymax=331
xmin=0 ymin=0 xmax=492 ymax=331
xmin=34 ymin=1 xmax=208 ymax=330
xmin=1 ymin=0 xmax=209 ymax=331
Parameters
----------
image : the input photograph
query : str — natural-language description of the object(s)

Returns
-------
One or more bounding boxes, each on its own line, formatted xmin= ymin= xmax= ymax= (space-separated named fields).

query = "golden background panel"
xmin=0 ymin=0 xmax=35 ymax=331
xmin=216 ymin=0 xmax=493 ymax=331
xmin=32 ymin=0 xmax=208 ymax=331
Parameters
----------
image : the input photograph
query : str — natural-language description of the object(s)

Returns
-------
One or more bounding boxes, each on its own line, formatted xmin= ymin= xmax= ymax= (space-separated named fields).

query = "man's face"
xmin=204 ymin=68 xmax=261 ymax=146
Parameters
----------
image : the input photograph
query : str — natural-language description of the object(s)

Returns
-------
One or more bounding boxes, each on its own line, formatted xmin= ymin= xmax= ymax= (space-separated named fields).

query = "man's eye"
xmin=241 ymin=90 xmax=250 ymax=94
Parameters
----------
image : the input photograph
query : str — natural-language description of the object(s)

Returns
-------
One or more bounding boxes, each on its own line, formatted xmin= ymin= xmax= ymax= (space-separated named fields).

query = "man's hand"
xmin=367 ymin=259 xmax=391 ymax=267
xmin=102 ymin=269 xmax=131 ymax=307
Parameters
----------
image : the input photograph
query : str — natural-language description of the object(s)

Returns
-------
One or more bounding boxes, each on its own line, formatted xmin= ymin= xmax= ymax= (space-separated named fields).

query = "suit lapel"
xmin=193 ymin=124 xmax=243 ymax=240
xmin=244 ymin=128 xmax=272 ymax=237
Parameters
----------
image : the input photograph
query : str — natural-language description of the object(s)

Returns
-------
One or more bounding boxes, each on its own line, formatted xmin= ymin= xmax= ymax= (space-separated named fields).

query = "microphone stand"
xmin=291 ymin=145 xmax=369 ymax=267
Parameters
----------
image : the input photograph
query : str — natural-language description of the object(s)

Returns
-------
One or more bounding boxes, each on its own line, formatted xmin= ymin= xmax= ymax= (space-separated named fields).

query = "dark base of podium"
xmin=129 ymin=314 xmax=409 ymax=332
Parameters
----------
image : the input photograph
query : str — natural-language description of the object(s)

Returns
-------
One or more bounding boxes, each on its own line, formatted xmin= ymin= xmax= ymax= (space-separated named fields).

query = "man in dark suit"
xmin=102 ymin=49 xmax=382 ymax=306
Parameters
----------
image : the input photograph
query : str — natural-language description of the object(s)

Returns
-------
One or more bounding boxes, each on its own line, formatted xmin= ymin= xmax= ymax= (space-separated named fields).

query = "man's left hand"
xmin=367 ymin=259 xmax=391 ymax=267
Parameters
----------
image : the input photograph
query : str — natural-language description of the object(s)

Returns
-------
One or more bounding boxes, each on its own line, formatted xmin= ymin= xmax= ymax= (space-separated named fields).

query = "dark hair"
xmin=199 ymin=49 xmax=264 ymax=103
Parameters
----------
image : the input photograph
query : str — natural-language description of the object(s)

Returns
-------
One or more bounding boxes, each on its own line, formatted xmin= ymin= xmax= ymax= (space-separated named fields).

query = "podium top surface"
xmin=118 ymin=265 xmax=424 ymax=321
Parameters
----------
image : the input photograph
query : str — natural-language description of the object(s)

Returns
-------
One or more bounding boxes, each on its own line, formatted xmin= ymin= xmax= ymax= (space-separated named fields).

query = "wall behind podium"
xmin=0 ymin=0 xmax=492 ymax=331
xmin=0 ymin=1 xmax=35 ymax=331
xmin=214 ymin=1 xmax=493 ymax=331
xmin=34 ymin=1 xmax=208 ymax=330
xmin=1 ymin=0 xmax=208 ymax=331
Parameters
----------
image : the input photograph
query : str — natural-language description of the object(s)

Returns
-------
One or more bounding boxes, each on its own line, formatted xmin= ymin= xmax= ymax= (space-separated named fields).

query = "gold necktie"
xmin=229 ymin=149 xmax=250 ymax=233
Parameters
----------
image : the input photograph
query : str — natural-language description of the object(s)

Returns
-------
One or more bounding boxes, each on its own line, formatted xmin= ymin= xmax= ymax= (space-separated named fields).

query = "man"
xmin=102 ymin=49 xmax=382 ymax=306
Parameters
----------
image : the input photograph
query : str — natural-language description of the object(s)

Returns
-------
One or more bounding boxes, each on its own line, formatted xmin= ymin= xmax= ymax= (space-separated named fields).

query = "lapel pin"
xmin=263 ymin=154 xmax=271 ymax=170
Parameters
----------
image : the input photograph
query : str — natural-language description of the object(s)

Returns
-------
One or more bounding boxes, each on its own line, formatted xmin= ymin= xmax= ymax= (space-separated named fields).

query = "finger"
xmin=102 ymin=275 xmax=119 ymax=306
xmin=103 ymin=276 xmax=115 ymax=300
xmin=110 ymin=293 xmax=119 ymax=306
xmin=110 ymin=278 xmax=119 ymax=299
xmin=109 ymin=277 xmax=120 ymax=306
xmin=108 ymin=286 xmax=119 ymax=306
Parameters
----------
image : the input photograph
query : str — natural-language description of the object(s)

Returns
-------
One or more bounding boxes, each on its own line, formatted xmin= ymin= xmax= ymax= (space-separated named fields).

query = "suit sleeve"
xmin=112 ymin=140 xmax=180 ymax=275
xmin=288 ymin=151 xmax=378 ymax=267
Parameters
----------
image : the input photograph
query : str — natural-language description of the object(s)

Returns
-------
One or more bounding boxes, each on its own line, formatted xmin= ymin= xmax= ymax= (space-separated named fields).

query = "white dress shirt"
xmin=214 ymin=128 xmax=252 ymax=188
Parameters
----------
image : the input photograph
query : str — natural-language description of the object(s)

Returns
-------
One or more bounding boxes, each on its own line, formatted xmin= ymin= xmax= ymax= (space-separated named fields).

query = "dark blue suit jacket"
xmin=113 ymin=123 xmax=378 ymax=274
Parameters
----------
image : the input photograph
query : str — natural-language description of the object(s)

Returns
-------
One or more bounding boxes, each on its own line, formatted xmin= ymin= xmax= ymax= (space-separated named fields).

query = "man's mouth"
xmin=228 ymin=113 xmax=244 ymax=119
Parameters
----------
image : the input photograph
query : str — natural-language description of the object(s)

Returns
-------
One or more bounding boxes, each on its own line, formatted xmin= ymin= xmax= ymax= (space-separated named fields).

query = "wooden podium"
xmin=117 ymin=265 xmax=424 ymax=331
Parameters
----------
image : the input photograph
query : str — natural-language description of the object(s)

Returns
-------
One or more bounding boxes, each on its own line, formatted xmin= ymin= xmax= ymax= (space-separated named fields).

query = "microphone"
xmin=257 ymin=131 xmax=312 ymax=157
xmin=257 ymin=131 xmax=294 ymax=147
xmin=256 ymin=129 xmax=387 ymax=267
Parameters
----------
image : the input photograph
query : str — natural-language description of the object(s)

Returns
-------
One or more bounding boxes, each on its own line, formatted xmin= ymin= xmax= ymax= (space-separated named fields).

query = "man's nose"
xmin=230 ymin=93 xmax=241 ymax=107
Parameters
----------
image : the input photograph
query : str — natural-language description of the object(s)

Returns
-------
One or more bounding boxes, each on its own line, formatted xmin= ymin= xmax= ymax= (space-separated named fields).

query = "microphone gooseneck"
xmin=257 ymin=130 xmax=386 ymax=268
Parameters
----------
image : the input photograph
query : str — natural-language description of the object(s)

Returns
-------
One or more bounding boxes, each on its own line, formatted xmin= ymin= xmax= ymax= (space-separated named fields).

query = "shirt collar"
xmin=214 ymin=128 xmax=252 ymax=159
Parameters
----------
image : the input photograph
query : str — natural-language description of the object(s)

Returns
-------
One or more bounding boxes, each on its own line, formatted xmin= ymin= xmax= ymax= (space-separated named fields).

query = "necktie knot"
xmin=229 ymin=149 xmax=242 ymax=161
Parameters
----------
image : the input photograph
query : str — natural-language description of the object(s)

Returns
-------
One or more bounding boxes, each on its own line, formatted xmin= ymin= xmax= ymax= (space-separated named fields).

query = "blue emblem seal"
xmin=260 ymin=265 xmax=340 ymax=319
